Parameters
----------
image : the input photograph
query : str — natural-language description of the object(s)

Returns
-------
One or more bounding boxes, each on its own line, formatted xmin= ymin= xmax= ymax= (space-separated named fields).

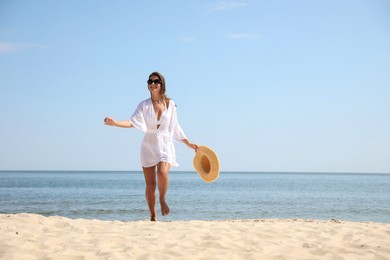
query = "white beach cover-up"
xmin=129 ymin=98 xmax=187 ymax=167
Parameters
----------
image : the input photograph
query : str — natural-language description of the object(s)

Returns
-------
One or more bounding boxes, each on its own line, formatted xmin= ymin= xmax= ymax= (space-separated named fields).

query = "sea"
xmin=1 ymin=171 xmax=389 ymax=223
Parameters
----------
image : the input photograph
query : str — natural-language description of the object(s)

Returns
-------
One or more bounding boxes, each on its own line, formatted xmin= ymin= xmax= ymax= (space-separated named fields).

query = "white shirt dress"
xmin=129 ymin=98 xmax=187 ymax=168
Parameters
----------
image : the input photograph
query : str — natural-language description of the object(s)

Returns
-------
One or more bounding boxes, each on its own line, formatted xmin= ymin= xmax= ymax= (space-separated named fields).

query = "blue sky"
xmin=1 ymin=0 xmax=389 ymax=173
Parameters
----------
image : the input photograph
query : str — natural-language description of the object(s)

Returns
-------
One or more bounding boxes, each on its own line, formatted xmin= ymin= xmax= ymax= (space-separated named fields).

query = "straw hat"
xmin=193 ymin=146 xmax=220 ymax=182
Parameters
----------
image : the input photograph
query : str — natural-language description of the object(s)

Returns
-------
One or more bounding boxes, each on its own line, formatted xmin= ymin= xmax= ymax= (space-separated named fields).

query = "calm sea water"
xmin=1 ymin=171 xmax=389 ymax=223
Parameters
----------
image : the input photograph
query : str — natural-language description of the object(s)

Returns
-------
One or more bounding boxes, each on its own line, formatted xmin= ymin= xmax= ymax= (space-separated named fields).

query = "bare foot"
xmin=150 ymin=215 xmax=157 ymax=222
xmin=160 ymin=200 xmax=170 ymax=216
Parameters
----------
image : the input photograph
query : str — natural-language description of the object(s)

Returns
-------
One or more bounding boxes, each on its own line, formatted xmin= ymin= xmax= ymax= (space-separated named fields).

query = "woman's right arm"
xmin=104 ymin=117 xmax=133 ymax=128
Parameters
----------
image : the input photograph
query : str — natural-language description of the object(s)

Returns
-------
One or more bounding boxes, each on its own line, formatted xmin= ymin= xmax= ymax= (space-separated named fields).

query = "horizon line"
xmin=0 ymin=170 xmax=389 ymax=175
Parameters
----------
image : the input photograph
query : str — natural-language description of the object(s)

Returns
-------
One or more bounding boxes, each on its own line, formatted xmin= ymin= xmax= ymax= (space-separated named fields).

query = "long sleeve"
xmin=170 ymin=102 xmax=187 ymax=142
xmin=129 ymin=101 xmax=147 ymax=132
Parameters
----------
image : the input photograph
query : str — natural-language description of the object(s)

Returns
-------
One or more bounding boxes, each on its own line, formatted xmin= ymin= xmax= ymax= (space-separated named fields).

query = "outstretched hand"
xmin=104 ymin=117 xmax=116 ymax=126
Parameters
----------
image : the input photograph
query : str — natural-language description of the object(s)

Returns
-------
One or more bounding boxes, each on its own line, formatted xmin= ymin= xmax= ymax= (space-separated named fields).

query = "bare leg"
xmin=142 ymin=166 xmax=157 ymax=221
xmin=157 ymin=162 xmax=171 ymax=216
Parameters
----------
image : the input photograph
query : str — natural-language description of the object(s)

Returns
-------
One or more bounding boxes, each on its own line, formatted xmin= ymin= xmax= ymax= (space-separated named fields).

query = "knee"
xmin=146 ymin=180 xmax=157 ymax=191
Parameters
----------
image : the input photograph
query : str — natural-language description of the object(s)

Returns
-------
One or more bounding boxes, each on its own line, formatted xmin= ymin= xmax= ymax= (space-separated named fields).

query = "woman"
xmin=104 ymin=72 xmax=198 ymax=221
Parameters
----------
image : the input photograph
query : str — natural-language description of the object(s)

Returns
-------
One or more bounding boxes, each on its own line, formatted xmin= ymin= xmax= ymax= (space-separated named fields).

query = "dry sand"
xmin=1 ymin=213 xmax=389 ymax=259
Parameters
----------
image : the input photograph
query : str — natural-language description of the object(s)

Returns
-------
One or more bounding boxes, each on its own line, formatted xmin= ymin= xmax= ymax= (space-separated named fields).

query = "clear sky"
xmin=1 ymin=0 xmax=389 ymax=173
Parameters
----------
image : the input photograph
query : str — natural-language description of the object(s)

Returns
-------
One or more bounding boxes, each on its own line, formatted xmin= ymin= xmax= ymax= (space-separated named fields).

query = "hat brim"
xmin=193 ymin=146 xmax=220 ymax=183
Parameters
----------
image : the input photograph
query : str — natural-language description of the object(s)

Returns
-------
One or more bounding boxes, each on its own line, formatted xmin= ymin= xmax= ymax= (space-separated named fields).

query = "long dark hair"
xmin=148 ymin=71 xmax=169 ymax=103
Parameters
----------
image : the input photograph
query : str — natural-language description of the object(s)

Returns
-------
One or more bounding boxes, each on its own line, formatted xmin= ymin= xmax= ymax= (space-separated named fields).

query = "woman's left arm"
xmin=182 ymin=139 xmax=198 ymax=151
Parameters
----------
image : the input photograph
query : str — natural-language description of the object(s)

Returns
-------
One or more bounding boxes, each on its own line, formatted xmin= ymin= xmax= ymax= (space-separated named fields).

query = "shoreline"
xmin=1 ymin=213 xmax=389 ymax=259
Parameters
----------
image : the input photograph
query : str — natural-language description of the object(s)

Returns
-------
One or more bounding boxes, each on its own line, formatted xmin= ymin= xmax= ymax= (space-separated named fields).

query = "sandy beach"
xmin=0 ymin=214 xmax=389 ymax=259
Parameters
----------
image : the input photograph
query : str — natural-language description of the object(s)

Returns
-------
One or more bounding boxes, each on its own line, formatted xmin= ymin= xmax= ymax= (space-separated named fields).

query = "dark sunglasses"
xmin=147 ymin=79 xmax=161 ymax=85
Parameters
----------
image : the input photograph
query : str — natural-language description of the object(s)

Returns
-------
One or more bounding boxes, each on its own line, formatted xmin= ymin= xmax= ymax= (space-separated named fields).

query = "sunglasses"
xmin=147 ymin=79 xmax=161 ymax=85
